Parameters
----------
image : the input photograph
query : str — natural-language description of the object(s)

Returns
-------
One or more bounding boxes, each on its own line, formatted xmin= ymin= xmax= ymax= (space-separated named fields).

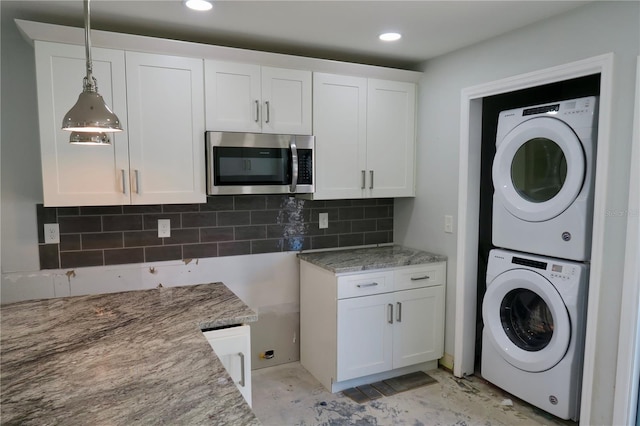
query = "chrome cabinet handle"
xmin=254 ymin=100 xmax=260 ymax=122
xmin=238 ymin=352 xmax=246 ymax=387
xmin=265 ymin=101 xmax=270 ymax=123
xmin=134 ymin=170 xmax=140 ymax=194
xmin=120 ymin=169 xmax=126 ymax=194
xmin=410 ymin=275 xmax=430 ymax=281
xmin=396 ymin=302 xmax=402 ymax=322
xmin=289 ymin=137 xmax=298 ymax=193
xmin=388 ymin=303 xmax=394 ymax=324
xmin=370 ymin=170 xmax=374 ymax=189
xmin=361 ymin=170 xmax=366 ymax=189
xmin=356 ymin=282 xmax=378 ymax=288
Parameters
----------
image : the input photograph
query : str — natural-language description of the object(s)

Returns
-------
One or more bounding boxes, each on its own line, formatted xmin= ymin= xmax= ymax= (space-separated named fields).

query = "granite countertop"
xmin=0 ymin=283 xmax=259 ymax=426
xmin=297 ymin=245 xmax=447 ymax=273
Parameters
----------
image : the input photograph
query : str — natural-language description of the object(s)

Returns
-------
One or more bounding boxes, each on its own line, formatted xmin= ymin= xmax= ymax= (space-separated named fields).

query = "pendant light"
xmin=62 ymin=0 xmax=122 ymax=144
xmin=69 ymin=131 xmax=111 ymax=145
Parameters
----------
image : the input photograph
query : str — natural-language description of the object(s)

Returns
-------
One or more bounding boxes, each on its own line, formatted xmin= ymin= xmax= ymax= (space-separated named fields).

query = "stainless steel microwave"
xmin=205 ymin=131 xmax=314 ymax=195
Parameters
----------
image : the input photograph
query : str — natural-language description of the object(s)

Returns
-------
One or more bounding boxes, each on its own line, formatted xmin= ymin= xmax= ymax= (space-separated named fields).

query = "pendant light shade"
xmin=69 ymin=131 xmax=111 ymax=145
xmin=62 ymin=0 xmax=122 ymax=144
xmin=63 ymin=91 xmax=122 ymax=132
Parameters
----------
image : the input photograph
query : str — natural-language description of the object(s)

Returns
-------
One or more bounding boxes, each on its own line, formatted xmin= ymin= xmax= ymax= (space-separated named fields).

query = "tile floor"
xmin=252 ymin=362 xmax=576 ymax=426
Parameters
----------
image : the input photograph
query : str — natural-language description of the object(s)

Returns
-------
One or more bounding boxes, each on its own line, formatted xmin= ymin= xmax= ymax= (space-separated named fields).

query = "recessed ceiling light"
xmin=185 ymin=0 xmax=213 ymax=11
xmin=379 ymin=32 xmax=402 ymax=42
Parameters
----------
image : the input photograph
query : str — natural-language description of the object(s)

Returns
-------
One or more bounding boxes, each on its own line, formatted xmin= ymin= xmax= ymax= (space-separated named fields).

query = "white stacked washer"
xmin=481 ymin=249 xmax=589 ymax=421
xmin=492 ymin=96 xmax=598 ymax=261
xmin=485 ymin=96 xmax=598 ymax=421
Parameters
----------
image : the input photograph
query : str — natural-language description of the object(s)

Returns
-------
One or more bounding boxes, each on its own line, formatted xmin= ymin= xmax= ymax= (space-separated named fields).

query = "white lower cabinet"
xmin=301 ymin=261 xmax=446 ymax=392
xmin=203 ymin=325 xmax=252 ymax=407
xmin=337 ymin=292 xmax=394 ymax=381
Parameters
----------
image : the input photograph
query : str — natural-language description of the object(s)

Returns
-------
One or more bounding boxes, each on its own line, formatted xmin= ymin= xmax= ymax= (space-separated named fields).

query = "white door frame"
xmin=612 ymin=56 xmax=640 ymax=426
xmin=454 ymin=53 xmax=614 ymax=424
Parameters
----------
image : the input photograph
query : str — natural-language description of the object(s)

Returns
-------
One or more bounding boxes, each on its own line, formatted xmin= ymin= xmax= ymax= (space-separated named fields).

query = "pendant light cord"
xmin=83 ymin=0 xmax=97 ymax=93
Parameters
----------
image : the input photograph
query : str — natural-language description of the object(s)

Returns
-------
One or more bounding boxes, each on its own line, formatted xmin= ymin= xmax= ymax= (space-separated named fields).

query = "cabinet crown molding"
xmin=16 ymin=19 xmax=422 ymax=83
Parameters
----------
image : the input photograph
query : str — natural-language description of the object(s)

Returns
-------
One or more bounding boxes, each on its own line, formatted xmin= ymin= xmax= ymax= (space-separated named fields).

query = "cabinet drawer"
xmin=337 ymin=270 xmax=394 ymax=299
xmin=394 ymin=263 xmax=446 ymax=291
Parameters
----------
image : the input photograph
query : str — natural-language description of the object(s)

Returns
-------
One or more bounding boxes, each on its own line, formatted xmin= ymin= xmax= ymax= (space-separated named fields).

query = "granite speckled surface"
xmin=297 ymin=245 xmax=447 ymax=273
xmin=0 ymin=283 xmax=259 ymax=426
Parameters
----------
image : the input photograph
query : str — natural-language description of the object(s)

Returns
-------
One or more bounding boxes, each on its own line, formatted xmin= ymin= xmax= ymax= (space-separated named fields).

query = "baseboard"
xmin=439 ymin=352 xmax=454 ymax=372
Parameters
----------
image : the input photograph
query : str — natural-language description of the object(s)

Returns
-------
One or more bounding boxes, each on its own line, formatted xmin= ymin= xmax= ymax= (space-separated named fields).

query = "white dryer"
xmin=492 ymin=96 xmax=598 ymax=261
xmin=481 ymin=249 xmax=589 ymax=421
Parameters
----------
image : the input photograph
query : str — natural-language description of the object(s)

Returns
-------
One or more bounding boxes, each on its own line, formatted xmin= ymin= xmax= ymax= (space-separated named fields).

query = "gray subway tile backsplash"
xmin=36 ymin=195 xmax=394 ymax=270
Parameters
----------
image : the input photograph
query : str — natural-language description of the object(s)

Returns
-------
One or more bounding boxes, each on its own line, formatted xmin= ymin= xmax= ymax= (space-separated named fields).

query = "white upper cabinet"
xmin=34 ymin=42 xmax=206 ymax=206
xmin=35 ymin=41 xmax=130 ymax=206
xmin=367 ymin=79 xmax=416 ymax=198
xmin=125 ymin=51 xmax=206 ymax=205
xmin=312 ymin=73 xmax=367 ymax=199
xmin=204 ymin=60 xmax=312 ymax=135
xmin=311 ymin=73 xmax=416 ymax=200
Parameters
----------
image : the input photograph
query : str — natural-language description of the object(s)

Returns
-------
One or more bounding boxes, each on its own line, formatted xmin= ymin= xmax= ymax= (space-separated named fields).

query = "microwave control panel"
xmin=298 ymin=150 xmax=313 ymax=185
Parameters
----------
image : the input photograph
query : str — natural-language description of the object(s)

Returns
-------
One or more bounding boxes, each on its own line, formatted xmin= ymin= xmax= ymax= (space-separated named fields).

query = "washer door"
xmin=483 ymin=269 xmax=571 ymax=372
xmin=493 ymin=117 xmax=586 ymax=222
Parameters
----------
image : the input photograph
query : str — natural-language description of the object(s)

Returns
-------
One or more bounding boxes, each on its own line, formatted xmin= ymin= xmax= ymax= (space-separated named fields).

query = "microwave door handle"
xmin=290 ymin=138 xmax=298 ymax=193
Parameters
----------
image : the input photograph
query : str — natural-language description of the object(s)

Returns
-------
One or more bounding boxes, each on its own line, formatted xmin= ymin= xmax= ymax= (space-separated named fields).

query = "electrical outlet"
xmin=44 ymin=223 xmax=60 ymax=244
xmin=444 ymin=215 xmax=453 ymax=234
xmin=158 ymin=219 xmax=171 ymax=238
xmin=319 ymin=212 xmax=329 ymax=229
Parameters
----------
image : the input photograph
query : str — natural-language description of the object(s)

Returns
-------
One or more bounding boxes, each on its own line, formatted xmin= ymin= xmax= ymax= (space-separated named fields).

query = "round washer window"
xmin=500 ymin=288 xmax=554 ymax=352
xmin=510 ymin=137 xmax=567 ymax=203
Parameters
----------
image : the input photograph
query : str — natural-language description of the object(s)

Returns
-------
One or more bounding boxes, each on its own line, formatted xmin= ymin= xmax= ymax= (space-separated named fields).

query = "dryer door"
xmin=482 ymin=269 xmax=571 ymax=372
xmin=493 ymin=117 xmax=586 ymax=222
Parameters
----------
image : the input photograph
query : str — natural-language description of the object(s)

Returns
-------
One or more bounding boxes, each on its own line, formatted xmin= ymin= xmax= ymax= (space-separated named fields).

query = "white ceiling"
xmin=3 ymin=0 xmax=590 ymax=69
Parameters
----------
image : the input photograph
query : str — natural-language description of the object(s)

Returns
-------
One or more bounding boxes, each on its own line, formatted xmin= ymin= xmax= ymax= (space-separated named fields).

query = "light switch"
xmin=444 ymin=215 xmax=453 ymax=234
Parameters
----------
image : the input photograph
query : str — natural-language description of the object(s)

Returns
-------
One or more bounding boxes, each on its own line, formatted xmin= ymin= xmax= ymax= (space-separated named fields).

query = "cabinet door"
xmin=261 ymin=66 xmax=312 ymax=135
xmin=34 ymin=41 xmax=130 ymax=206
xmin=393 ymin=286 xmax=445 ymax=369
xmin=337 ymin=292 xmax=393 ymax=381
xmin=126 ymin=52 xmax=206 ymax=204
xmin=366 ymin=79 xmax=416 ymax=198
xmin=312 ymin=73 xmax=367 ymax=199
xmin=203 ymin=325 xmax=252 ymax=407
xmin=204 ymin=60 xmax=261 ymax=132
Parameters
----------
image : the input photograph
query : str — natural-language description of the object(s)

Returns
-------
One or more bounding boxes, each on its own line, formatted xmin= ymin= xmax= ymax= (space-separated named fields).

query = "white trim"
xmin=612 ymin=56 xmax=640 ymax=426
xmin=454 ymin=54 xmax=614 ymax=426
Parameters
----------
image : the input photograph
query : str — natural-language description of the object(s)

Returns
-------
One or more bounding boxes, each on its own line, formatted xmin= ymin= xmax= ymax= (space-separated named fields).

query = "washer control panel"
xmin=550 ymin=264 xmax=577 ymax=281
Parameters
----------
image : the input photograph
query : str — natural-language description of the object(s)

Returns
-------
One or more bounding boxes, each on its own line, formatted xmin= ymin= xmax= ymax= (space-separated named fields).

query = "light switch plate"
xmin=158 ymin=219 xmax=171 ymax=238
xmin=319 ymin=212 xmax=329 ymax=229
xmin=444 ymin=215 xmax=453 ymax=234
xmin=44 ymin=223 xmax=60 ymax=244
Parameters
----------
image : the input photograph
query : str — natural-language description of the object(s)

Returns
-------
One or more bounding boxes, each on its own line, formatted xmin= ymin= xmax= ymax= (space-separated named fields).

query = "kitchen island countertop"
xmin=297 ymin=245 xmax=447 ymax=273
xmin=0 ymin=282 xmax=259 ymax=425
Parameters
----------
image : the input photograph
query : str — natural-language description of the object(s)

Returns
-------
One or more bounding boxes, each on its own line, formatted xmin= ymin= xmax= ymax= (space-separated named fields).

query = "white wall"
xmin=395 ymin=2 xmax=639 ymax=424
xmin=1 ymin=3 xmax=43 ymax=274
